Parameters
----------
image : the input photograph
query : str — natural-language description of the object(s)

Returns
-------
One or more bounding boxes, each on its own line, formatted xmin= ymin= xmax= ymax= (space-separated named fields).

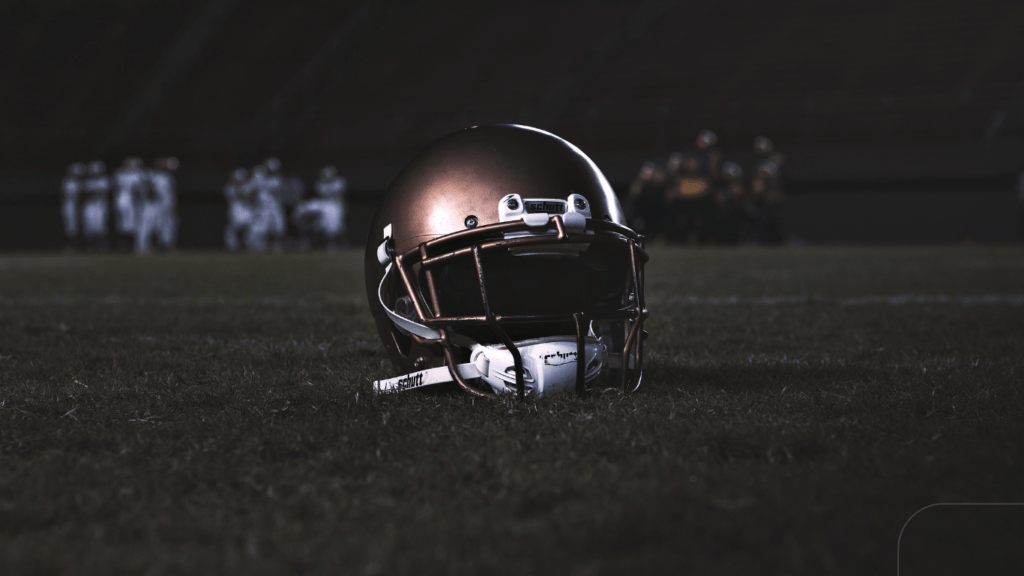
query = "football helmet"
xmin=365 ymin=125 xmax=648 ymax=398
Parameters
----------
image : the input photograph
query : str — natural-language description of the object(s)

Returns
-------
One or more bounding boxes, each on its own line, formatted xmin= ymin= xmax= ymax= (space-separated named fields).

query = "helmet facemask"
xmin=374 ymin=196 xmax=648 ymax=398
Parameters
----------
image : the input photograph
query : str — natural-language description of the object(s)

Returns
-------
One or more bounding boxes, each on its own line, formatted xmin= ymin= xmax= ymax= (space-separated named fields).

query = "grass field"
xmin=1 ymin=246 xmax=1023 ymax=575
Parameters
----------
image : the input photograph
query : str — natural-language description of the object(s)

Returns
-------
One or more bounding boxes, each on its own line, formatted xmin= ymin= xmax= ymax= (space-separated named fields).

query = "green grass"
xmin=1 ymin=247 xmax=1023 ymax=575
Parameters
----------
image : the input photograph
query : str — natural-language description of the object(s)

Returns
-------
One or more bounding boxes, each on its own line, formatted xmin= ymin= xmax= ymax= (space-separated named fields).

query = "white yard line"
xmin=652 ymin=294 xmax=1024 ymax=305
xmin=659 ymin=352 xmax=1021 ymax=371
xmin=0 ymin=295 xmax=365 ymax=306
xmin=2 ymin=294 xmax=1023 ymax=306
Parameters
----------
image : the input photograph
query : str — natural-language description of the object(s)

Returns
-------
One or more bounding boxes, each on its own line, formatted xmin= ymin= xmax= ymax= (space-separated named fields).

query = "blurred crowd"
xmin=61 ymin=157 xmax=179 ymax=253
xmin=626 ymin=130 xmax=785 ymax=245
xmin=60 ymin=156 xmax=349 ymax=253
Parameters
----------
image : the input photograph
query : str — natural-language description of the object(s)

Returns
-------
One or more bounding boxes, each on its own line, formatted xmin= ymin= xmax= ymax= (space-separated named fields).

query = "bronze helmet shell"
xmin=364 ymin=124 xmax=647 ymax=396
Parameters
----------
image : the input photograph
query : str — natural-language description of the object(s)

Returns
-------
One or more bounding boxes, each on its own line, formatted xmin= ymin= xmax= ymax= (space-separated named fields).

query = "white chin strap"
xmin=376 ymin=223 xmax=442 ymax=340
xmin=374 ymin=336 xmax=607 ymax=396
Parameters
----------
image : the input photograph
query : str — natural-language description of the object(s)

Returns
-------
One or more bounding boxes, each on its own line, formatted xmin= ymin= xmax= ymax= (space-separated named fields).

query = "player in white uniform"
xmin=112 ymin=156 xmax=145 ymax=251
xmin=81 ymin=160 xmax=111 ymax=250
xmin=293 ymin=165 xmax=348 ymax=248
xmin=224 ymin=167 xmax=265 ymax=251
xmin=136 ymin=157 xmax=179 ymax=253
xmin=241 ymin=164 xmax=281 ymax=252
xmin=60 ymin=162 xmax=86 ymax=251
xmin=262 ymin=157 xmax=286 ymax=250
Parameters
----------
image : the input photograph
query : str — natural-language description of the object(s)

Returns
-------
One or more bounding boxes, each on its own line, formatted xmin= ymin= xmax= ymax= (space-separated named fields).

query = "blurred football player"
xmin=749 ymin=156 xmax=783 ymax=244
xmin=666 ymin=150 xmax=684 ymax=175
xmin=112 ymin=156 xmax=145 ymax=251
xmin=695 ymin=129 xmax=721 ymax=183
xmin=279 ymin=171 xmax=307 ymax=249
xmin=136 ymin=157 xmax=178 ymax=253
xmin=81 ymin=160 xmax=110 ymax=250
xmin=752 ymin=137 xmax=785 ymax=243
xmin=712 ymin=161 xmax=743 ymax=244
xmin=223 ymin=167 xmax=254 ymax=251
xmin=666 ymin=151 xmax=712 ymax=244
xmin=262 ymin=157 xmax=287 ymax=249
xmin=239 ymin=165 xmax=272 ymax=251
xmin=244 ymin=163 xmax=284 ymax=251
xmin=293 ymin=165 xmax=348 ymax=248
xmin=753 ymin=135 xmax=774 ymax=158
xmin=60 ymin=162 xmax=86 ymax=251
xmin=627 ymin=160 xmax=667 ymax=240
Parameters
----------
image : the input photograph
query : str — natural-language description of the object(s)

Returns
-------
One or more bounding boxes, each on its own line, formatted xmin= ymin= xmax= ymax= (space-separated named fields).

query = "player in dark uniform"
xmin=627 ymin=160 xmax=668 ymax=240
xmin=60 ymin=162 xmax=86 ymax=251
xmin=663 ymin=152 xmax=707 ymax=244
xmin=753 ymin=159 xmax=782 ymax=243
xmin=667 ymin=130 xmax=719 ymax=244
xmin=712 ymin=161 xmax=743 ymax=244
xmin=694 ymin=130 xmax=720 ymax=243
xmin=744 ymin=136 xmax=780 ymax=243
xmin=696 ymin=129 xmax=721 ymax=182
xmin=753 ymin=136 xmax=785 ymax=243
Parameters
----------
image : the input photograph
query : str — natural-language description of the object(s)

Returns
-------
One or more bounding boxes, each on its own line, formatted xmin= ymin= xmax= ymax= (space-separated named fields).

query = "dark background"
xmin=2 ymin=0 xmax=1024 ymax=249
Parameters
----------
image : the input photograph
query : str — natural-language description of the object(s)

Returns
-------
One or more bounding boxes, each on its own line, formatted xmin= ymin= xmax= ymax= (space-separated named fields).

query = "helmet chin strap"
xmin=376 ymin=223 xmax=442 ymax=340
xmin=377 ymin=260 xmax=443 ymax=340
xmin=374 ymin=336 xmax=606 ymax=396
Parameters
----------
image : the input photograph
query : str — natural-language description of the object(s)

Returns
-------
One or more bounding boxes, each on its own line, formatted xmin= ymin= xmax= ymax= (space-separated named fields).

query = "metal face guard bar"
xmin=473 ymin=245 xmax=526 ymax=399
xmin=390 ymin=215 xmax=648 ymax=396
xmin=574 ymin=313 xmax=586 ymax=395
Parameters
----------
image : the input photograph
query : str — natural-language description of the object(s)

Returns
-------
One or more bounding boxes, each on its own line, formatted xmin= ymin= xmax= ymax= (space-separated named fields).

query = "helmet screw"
xmin=575 ymin=198 xmax=587 ymax=210
xmin=464 ymin=215 xmax=478 ymax=228
xmin=506 ymin=198 xmax=519 ymax=210
xmin=413 ymin=357 xmax=425 ymax=369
